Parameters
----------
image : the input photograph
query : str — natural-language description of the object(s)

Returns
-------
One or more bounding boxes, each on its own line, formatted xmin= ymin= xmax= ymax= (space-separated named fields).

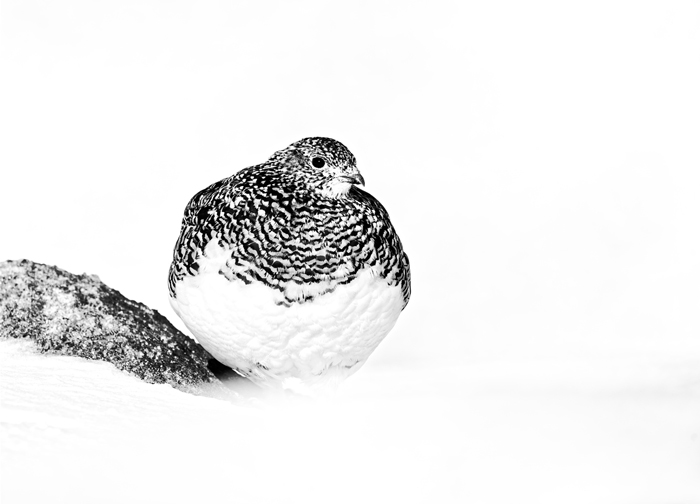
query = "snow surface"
xmin=3 ymin=337 xmax=700 ymax=504
xmin=2 ymin=1 xmax=700 ymax=502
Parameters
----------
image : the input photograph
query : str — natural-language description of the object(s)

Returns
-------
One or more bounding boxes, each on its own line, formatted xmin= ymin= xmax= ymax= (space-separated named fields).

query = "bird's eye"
xmin=312 ymin=157 xmax=326 ymax=168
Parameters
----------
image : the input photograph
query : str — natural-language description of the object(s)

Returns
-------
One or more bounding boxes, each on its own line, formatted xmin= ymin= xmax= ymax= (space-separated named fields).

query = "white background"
xmin=2 ymin=1 xmax=700 ymax=502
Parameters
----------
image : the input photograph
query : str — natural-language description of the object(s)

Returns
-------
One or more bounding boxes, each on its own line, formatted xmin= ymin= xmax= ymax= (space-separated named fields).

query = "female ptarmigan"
xmin=168 ymin=137 xmax=410 ymax=392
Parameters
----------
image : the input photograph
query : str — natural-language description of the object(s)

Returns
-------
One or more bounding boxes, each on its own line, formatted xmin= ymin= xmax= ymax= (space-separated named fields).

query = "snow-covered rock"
xmin=0 ymin=259 xmax=216 ymax=390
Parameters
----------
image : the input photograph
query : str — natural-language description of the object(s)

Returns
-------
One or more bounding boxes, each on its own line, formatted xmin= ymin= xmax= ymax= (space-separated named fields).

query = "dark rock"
xmin=0 ymin=259 xmax=218 ymax=390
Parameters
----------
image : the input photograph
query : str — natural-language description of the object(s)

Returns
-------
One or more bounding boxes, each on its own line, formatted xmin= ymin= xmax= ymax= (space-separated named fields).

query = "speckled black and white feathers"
xmin=168 ymin=138 xmax=410 ymax=389
xmin=168 ymin=137 xmax=411 ymax=308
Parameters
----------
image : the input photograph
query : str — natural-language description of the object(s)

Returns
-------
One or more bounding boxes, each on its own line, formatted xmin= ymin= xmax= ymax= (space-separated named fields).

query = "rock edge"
xmin=0 ymin=259 xmax=217 ymax=390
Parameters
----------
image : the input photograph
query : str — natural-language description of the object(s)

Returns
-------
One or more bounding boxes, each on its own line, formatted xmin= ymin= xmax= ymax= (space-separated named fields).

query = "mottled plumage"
xmin=168 ymin=137 xmax=410 ymax=391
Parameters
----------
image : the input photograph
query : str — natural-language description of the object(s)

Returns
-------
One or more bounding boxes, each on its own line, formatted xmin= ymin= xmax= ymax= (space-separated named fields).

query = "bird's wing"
xmin=350 ymin=187 xmax=411 ymax=309
xmin=168 ymin=169 xmax=252 ymax=297
xmin=180 ymin=168 xmax=250 ymax=228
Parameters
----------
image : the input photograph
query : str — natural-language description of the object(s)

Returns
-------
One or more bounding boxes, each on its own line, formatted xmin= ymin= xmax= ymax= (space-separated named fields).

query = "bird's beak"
xmin=340 ymin=169 xmax=364 ymax=186
xmin=351 ymin=173 xmax=365 ymax=186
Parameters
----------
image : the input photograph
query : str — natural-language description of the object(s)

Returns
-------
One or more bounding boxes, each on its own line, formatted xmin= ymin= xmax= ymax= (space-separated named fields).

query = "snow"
xmin=3 ymin=337 xmax=700 ymax=503
xmin=2 ymin=0 xmax=700 ymax=502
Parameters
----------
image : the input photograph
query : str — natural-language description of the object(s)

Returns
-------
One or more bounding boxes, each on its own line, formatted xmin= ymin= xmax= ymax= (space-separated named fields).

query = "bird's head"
xmin=272 ymin=137 xmax=365 ymax=197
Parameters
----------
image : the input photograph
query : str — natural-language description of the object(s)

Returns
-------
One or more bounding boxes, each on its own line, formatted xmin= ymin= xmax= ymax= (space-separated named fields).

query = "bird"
xmin=168 ymin=137 xmax=410 ymax=393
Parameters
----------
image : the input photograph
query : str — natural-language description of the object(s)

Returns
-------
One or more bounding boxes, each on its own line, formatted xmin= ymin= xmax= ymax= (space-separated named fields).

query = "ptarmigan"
xmin=168 ymin=137 xmax=410 ymax=392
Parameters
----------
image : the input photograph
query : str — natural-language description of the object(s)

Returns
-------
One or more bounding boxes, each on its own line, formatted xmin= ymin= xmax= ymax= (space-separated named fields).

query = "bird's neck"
xmin=318 ymin=180 xmax=353 ymax=199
